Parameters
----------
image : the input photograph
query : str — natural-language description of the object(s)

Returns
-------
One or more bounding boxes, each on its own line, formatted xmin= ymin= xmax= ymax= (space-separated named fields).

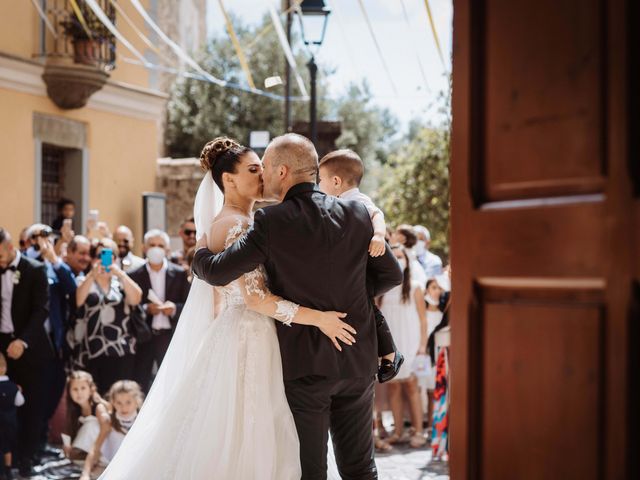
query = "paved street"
xmin=377 ymin=443 xmax=449 ymax=480
xmin=24 ymin=443 xmax=449 ymax=480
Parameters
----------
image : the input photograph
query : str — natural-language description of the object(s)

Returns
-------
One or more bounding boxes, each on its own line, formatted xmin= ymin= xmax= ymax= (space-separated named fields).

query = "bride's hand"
xmin=317 ymin=312 xmax=356 ymax=352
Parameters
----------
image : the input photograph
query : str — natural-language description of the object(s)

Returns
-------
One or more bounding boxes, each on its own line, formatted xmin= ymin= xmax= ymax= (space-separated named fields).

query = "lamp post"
xmin=296 ymin=0 xmax=330 ymax=146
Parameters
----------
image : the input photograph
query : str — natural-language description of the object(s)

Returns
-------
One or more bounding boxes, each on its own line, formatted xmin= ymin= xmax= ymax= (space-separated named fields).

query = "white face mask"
xmin=415 ymin=240 xmax=426 ymax=256
xmin=146 ymin=246 xmax=166 ymax=265
xmin=425 ymin=294 xmax=439 ymax=306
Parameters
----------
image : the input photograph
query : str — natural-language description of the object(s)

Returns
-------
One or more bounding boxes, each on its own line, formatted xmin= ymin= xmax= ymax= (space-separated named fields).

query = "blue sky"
xmin=206 ymin=0 xmax=453 ymax=131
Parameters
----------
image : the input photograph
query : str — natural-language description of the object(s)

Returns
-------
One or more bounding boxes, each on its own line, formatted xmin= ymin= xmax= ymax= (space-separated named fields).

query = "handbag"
xmin=128 ymin=304 xmax=153 ymax=344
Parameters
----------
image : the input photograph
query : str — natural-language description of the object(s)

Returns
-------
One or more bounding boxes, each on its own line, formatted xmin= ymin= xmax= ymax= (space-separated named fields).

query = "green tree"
xmin=376 ymin=126 xmax=450 ymax=259
xmin=331 ymin=81 xmax=396 ymax=194
xmin=165 ymin=14 xmax=330 ymax=157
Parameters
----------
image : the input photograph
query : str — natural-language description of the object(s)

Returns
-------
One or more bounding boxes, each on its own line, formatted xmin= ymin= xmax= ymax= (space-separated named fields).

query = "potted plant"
xmin=59 ymin=1 xmax=114 ymax=66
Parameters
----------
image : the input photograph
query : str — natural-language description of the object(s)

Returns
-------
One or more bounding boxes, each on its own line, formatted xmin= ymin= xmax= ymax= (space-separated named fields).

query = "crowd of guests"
xmin=373 ymin=224 xmax=450 ymax=456
xmin=0 ymin=199 xmax=193 ymax=479
xmin=0 ymin=190 xmax=449 ymax=478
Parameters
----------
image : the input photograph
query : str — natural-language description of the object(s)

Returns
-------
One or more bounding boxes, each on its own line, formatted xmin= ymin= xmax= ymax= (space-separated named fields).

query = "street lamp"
xmin=296 ymin=0 xmax=331 ymax=146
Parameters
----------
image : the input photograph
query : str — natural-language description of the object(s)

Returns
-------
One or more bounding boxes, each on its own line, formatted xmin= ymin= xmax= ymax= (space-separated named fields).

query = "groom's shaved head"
xmin=268 ymin=133 xmax=318 ymax=178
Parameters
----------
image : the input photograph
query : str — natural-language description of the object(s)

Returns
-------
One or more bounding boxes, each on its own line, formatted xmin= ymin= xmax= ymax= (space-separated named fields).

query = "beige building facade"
xmin=0 ymin=0 xmax=206 ymax=249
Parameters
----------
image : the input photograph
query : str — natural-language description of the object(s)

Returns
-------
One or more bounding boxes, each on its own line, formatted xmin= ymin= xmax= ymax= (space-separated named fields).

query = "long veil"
xmin=99 ymin=174 xmax=224 ymax=478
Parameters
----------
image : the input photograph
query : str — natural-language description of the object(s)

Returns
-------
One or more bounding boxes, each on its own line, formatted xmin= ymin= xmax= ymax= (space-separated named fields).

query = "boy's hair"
xmin=0 ymin=352 xmax=6 ymax=373
xmin=319 ymin=149 xmax=364 ymax=187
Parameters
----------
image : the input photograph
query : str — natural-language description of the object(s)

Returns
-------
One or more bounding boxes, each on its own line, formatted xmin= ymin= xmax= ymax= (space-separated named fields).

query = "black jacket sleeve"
xmin=367 ymin=243 xmax=403 ymax=297
xmin=192 ymin=209 xmax=269 ymax=286
xmin=172 ymin=268 xmax=191 ymax=321
xmin=20 ymin=263 xmax=50 ymax=347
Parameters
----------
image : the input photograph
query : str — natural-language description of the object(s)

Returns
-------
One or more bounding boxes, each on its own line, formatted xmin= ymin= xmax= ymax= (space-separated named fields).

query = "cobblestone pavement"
xmin=23 ymin=443 xmax=449 ymax=479
xmin=376 ymin=443 xmax=449 ymax=480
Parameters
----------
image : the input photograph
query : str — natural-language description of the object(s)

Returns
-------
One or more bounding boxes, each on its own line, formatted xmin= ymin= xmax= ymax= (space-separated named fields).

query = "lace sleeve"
xmin=225 ymin=219 xmax=299 ymax=326
xmin=224 ymin=218 xmax=248 ymax=249
xmin=241 ymin=267 xmax=299 ymax=326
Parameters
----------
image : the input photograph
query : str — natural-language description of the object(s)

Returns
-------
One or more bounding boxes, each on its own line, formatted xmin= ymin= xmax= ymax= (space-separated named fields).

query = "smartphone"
xmin=88 ymin=209 xmax=99 ymax=222
xmin=63 ymin=218 xmax=72 ymax=229
xmin=100 ymin=248 xmax=113 ymax=272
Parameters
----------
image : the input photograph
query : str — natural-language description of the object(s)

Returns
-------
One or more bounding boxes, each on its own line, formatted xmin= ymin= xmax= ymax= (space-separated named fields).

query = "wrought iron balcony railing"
xmin=37 ymin=0 xmax=117 ymax=109
xmin=41 ymin=0 xmax=116 ymax=70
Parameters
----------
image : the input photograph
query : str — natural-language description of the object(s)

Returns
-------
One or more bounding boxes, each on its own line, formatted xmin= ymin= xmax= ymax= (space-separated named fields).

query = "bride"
xmin=98 ymin=138 xmax=352 ymax=479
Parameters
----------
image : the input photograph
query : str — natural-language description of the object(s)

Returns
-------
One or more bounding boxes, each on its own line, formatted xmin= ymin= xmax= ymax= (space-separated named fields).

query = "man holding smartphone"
xmin=50 ymin=198 xmax=75 ymax=233
xmin=25 ymin=224 xmax=78 ymax=461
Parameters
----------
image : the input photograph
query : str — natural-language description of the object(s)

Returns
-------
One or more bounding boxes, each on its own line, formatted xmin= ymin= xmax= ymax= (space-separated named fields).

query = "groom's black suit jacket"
xmin=192 ymin=182 xmax=403 ymax=381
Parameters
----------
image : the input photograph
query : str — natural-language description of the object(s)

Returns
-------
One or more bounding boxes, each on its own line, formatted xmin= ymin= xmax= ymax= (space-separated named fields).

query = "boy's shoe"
xmin=378 ymin=351 xmax=404 ymax=383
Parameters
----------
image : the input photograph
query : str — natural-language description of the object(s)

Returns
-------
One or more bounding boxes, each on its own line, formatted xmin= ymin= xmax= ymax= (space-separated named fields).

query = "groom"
xmin=192 ymin=133 xmax=402 ymax=479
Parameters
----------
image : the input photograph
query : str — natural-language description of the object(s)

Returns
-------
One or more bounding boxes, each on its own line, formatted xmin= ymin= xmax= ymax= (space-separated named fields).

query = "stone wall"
xmin=156 ymin=157 xmax=204 ymax=237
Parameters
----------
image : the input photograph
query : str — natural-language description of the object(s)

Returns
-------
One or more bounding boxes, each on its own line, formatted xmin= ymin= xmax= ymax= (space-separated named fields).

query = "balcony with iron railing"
xmin=39 ymin=0 xmax=116 ymax=109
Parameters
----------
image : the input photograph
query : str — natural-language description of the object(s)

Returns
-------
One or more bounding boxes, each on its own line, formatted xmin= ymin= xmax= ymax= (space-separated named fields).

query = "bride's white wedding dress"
xmin=100 ymin=176 xmax=340 ymax=480
xmin=100 ymin=236 xmax=301 ymax=478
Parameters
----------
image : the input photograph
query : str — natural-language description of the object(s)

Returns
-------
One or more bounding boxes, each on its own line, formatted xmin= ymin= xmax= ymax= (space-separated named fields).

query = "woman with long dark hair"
xmin=378 ymin=245 xmax=428 ymax=448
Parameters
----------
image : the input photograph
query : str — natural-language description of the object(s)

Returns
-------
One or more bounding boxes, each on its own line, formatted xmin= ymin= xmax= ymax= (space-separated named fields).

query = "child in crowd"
xmin=98 ymin=380 xmax=143 ymax=466
xmin=65 ymin=374 xmax=144 ymax=480
xmin=0 ymin=353 xmax=24 ymax=480
xmin=318 ymin=149 xmax=403 ymax=382
xmin=424 ymin=278 xmax=444 ymax=430
xmin=63 ymin=371 xmax=111 ymax=479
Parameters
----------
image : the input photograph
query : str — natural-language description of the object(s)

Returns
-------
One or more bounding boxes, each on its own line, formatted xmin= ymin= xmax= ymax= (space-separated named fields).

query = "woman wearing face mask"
xmin=377 ymin=245 xmax=428 ymax=448
xmin=68 ymin=239 xmax=143 ymax=394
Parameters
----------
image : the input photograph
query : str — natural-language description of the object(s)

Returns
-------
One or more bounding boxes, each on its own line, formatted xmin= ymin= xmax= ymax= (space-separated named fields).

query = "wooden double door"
xmin=450 ymin=0 xmax=638 ymax=478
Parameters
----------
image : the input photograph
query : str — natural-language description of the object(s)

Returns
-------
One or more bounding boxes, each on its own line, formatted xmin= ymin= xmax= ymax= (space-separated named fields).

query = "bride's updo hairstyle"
xmin=199 ymin=136 xmax=252 ymax=192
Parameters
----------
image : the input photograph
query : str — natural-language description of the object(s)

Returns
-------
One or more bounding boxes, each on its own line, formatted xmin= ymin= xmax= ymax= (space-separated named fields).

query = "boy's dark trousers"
xmin=372 ymin=303 xmax=396 ymax=357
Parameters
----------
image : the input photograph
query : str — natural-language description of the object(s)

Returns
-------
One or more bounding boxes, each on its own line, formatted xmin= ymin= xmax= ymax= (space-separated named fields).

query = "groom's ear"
xmin=278 ymin=164 xmax=288 ymax=179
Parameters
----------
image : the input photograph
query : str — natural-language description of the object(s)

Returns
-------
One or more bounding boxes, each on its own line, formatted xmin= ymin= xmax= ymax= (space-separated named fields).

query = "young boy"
xmin=318 ymin=149 xmax=403 ymax=382
xmin=0 ymin=352 xmax=25 ymax=480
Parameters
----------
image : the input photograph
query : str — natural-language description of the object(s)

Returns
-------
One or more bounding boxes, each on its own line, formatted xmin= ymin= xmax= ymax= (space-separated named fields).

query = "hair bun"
xmin=200 ymin=137 xmax=241 ymax=172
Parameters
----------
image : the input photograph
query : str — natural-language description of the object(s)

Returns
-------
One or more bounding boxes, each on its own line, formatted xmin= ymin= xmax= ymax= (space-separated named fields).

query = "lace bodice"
xmin=213 ymin=218 xmax=299 ymax=326
xmin=215 ymin=282 xmax=245 ymax=308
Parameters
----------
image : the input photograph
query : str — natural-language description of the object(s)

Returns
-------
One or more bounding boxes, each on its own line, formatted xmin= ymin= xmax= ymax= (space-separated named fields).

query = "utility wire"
xmin=217 ymin=0 xmax=256 ymax=89
xmin=399 ymin=0 xmax=431 ymax=92
xmin=355 ymin=0 xmax=397 ymax=94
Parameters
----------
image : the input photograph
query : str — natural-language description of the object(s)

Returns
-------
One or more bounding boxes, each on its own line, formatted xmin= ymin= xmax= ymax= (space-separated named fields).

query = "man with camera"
xmin=25 ymin=224 xmax=79 ymax=460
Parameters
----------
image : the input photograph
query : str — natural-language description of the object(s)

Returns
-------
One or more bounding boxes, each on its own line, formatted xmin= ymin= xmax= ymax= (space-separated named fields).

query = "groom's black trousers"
xmin=284 ymin=375 xmax=377 ymax=480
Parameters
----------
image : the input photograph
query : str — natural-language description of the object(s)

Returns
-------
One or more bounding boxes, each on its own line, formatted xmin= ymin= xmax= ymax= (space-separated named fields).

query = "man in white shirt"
xmin=128 ymin=229 xmax=191 ymax=392
xmin=0 ymin=227 xmax=51 ymax=477
xmin=114 ymin=225 xmax=145 ymax=272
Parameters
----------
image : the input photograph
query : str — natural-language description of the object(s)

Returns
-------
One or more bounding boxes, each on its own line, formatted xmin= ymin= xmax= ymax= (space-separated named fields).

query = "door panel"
xmin=484 ymin=0 xmax=605 ymax=201
xmin=450 ymin=0 xmax=632 ymax=478
xmin=476 ymin=281 xmax=604 ymax=480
